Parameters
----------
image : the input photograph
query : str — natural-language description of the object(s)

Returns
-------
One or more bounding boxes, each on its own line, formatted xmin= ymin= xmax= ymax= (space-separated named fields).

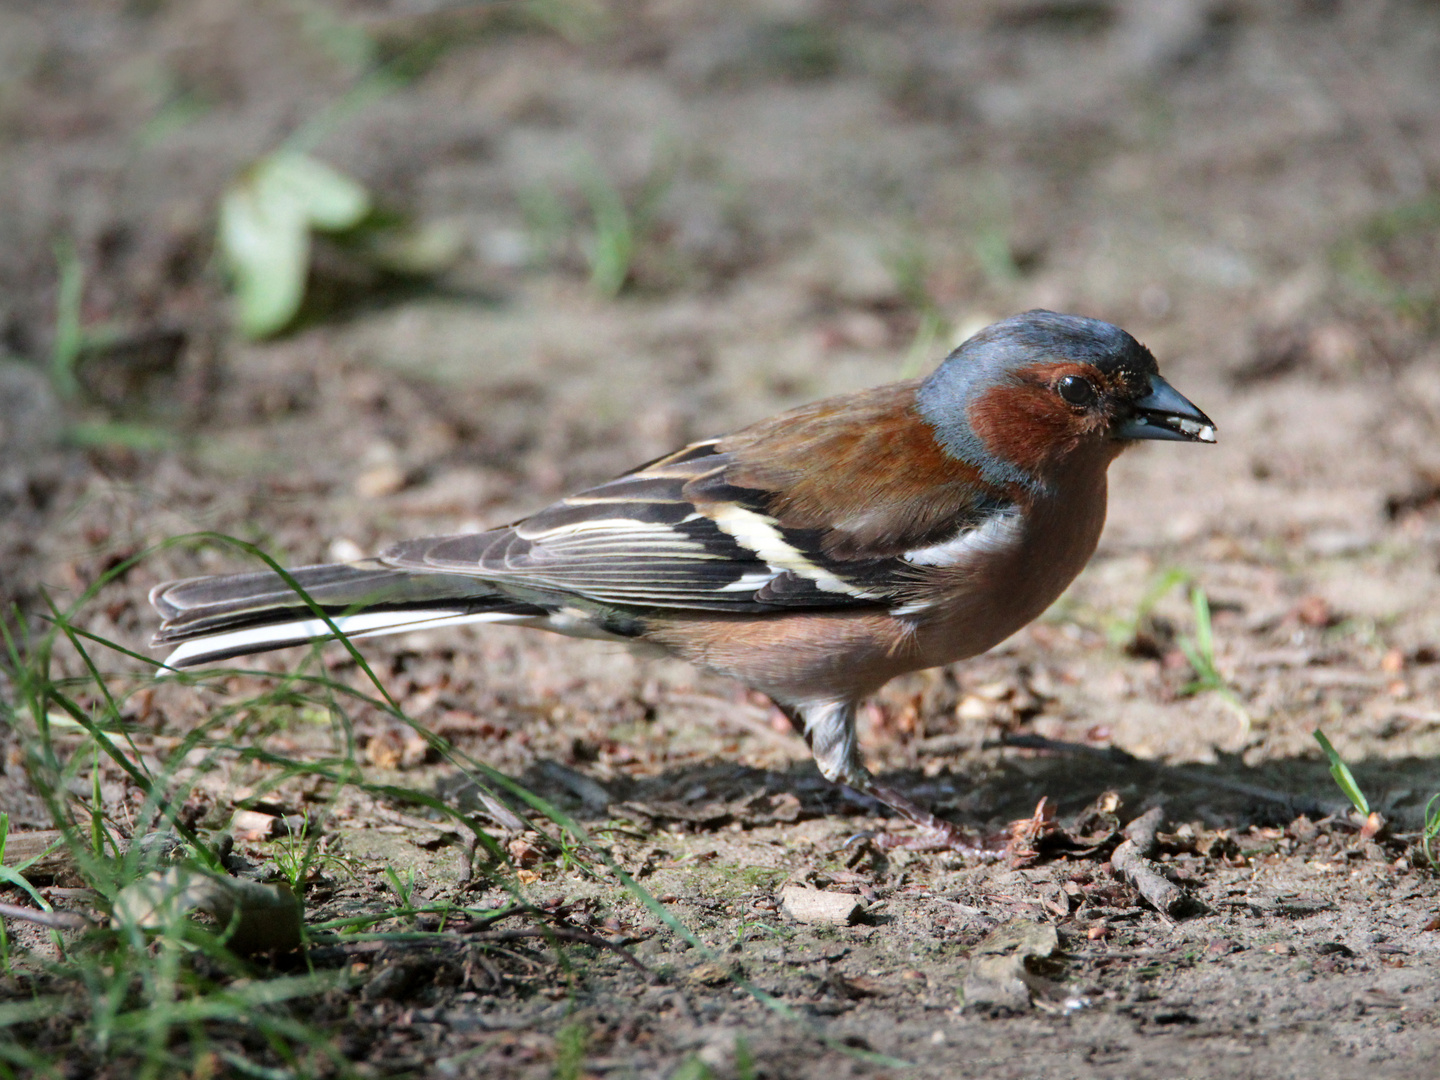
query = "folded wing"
xmin=382 ymin=386 xmax=1019 ymax=615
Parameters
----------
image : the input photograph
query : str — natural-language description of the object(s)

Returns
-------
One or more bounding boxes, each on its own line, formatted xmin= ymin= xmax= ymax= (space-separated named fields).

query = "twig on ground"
xmin=0 ymin=900 xmax=95 ymax=931
xmin=1110 ymin=807 xmax=1191 ymax=921
xmin=472 ymin=791 xmax=531 ymax=833
xmin=463 ymin=926 xmax=655 ymax=977
xmin=314 ymin=918 xmax=654 ymax=978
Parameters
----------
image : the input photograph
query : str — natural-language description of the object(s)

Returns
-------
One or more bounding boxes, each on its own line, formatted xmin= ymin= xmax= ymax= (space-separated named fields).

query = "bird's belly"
xmin=643 ymin=609 xmax=927 ymax=703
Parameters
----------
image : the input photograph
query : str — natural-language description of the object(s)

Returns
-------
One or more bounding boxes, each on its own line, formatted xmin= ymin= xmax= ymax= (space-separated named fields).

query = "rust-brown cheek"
xmin=965 ymin=365 xmax=1103 ymax=475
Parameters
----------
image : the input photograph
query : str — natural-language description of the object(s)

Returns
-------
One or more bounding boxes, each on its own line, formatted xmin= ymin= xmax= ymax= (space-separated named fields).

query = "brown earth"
xmin=3 ymin=1 xmax=1440 ymax=1077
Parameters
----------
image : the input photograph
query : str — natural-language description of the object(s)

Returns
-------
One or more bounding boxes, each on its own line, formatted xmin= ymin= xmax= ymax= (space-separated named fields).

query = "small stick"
xmin=468 ymin=926 xmax=654 ymax=977
xmin=314 ymin=924 xmax=653 ymax=977
xmin=1110 ymin=806 xmax=1189 ymax=920
xmin=0 ymin=901 xmax=95 ymax=931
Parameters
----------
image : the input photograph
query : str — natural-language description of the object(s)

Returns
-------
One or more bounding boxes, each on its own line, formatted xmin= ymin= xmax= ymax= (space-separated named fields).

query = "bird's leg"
xmin=772 ymin=698 xmax=989 ymax=856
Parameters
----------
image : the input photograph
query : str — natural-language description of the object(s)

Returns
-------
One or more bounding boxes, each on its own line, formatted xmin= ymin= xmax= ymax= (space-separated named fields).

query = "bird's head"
xmin=916 ymin=310 xmax=1215 ymax=492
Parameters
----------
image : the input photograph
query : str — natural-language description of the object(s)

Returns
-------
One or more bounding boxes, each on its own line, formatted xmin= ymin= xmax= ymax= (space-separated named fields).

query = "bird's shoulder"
xmin=692 ymin=380 xmax=1018 ymax=559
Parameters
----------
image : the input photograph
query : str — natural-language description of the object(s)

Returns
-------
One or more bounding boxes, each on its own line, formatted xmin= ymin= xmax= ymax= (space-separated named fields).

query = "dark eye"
xmin=1057 ymin=375 xmax=1097 ymax=407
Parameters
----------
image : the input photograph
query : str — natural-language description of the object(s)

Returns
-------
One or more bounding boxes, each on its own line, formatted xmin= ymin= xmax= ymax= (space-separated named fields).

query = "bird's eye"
xmin=1057 ymin=375 xmax=1097 ymax=407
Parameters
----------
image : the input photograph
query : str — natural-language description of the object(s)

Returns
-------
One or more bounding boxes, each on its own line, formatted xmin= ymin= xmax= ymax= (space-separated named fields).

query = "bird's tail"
xmin=149 ymin=559 xmax=540 ymax=669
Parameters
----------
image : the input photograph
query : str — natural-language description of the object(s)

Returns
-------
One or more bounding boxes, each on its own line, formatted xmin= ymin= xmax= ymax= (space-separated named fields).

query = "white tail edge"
xmin=158 ymin=609 xmax=530 ymax=671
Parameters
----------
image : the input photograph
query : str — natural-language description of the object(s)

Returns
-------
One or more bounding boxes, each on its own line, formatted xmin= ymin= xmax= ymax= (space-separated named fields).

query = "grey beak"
xmin=1112 ymin=375 xmax=1217 ymax=443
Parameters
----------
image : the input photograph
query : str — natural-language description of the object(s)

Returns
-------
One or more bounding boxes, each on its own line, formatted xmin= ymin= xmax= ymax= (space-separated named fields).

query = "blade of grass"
xmin=1105 ymin=566 xmax=1191 ymax=649
xmin=1423 ymin=793 xmax=1439 ymax=869
xmin=51 ymin=238 xmax=85 ymax=400
xmin=35 ymin=531 xmax=910 ymax=1070
xmin=1313 ymin=729 xmax=1370 ymax=817
xmin=578 ymin=162 xmax=634 ymax=298
xmin=151 ymin=535 xmax=910 ymax=1065
xmin=0 ymin=813 xmax=59 ymax=912
xmin=1177 ymin=585 xmax=1251 ymax=732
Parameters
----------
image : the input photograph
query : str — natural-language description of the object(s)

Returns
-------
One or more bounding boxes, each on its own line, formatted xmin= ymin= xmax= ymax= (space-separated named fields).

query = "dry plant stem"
xmin=473 ymin=790 xmax=531 ymax=832
xmin=1111 ymin=806 xmax=1188 ymax=920
xmin=318 ymin=926 xmax=653 ymax=975
xmin=463 ymin=926 xmax=655 ymax=977
xmin=0 ymin=900 xmax=95 ymax=931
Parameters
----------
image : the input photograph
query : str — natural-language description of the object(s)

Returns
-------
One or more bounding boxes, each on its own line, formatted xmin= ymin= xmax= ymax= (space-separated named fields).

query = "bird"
xmin=149 ymin=310 xmax=1215 ymax=848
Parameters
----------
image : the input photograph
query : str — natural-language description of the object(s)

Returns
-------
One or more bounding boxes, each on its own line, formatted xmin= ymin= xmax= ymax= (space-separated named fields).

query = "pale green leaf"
xmin=218 ymin=152 xmax=373 ymax=337
xmin=259 ymin=151 xmax=370 ymax=231
xmin=219 ymin=171 xmax=310 ymax=338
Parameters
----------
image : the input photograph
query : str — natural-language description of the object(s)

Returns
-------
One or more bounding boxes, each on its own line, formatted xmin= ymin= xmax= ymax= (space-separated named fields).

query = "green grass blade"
xmin=1422 ymin=792 xmax=1439 ymax=869
xmin=1313 ymin=729 xmax=1371 ymax=817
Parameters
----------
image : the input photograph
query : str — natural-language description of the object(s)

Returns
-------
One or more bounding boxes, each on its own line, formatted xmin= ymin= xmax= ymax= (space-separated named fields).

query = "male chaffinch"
xmin=151 ymin=310 xmax=1215 ymax=847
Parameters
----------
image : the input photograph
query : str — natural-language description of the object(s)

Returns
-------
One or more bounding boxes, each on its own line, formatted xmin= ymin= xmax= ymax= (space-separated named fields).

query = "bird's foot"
xmin=846 ymin=778 xmax=1001 ymax=858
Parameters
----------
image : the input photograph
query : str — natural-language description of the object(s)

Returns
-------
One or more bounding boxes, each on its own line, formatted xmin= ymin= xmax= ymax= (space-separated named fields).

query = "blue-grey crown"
xmin=915 ymin=310 xmax=1158 ymax=489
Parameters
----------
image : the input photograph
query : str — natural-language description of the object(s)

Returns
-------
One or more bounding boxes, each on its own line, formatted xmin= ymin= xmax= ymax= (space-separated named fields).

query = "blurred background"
xmin=3 ymin=3 xmax=1440 ymax=1073
xmin=4 ymin=0 xmax=1440 ymax=770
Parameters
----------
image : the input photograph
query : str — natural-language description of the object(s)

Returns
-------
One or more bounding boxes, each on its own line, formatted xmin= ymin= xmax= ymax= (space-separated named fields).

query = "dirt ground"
xmin=3 ymin=1 xmax=1440 ymax=1077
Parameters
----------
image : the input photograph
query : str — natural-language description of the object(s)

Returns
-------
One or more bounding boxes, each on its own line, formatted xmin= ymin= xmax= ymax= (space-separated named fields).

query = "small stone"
xmin=779 ymin=885 xmax=865 ymax=925
xmin=328 ymin=537 xmax=366 ymax=563
xmin=230 ymin=809 xmax=281 ymax=841
xmin=685 ymin=962 xmax=734 ymax=987
xmin=961 ymin=919 xmax=1061 ymax=1013
xmin=957 ymin=695 xmax=993 ymax=722
xmin=355 ymin=462 xmax=407 ymax=498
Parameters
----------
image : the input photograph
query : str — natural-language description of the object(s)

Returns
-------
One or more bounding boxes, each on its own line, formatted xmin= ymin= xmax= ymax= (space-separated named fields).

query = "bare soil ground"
xmin=3 ymin=2 xmax=1440 ymax=1077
